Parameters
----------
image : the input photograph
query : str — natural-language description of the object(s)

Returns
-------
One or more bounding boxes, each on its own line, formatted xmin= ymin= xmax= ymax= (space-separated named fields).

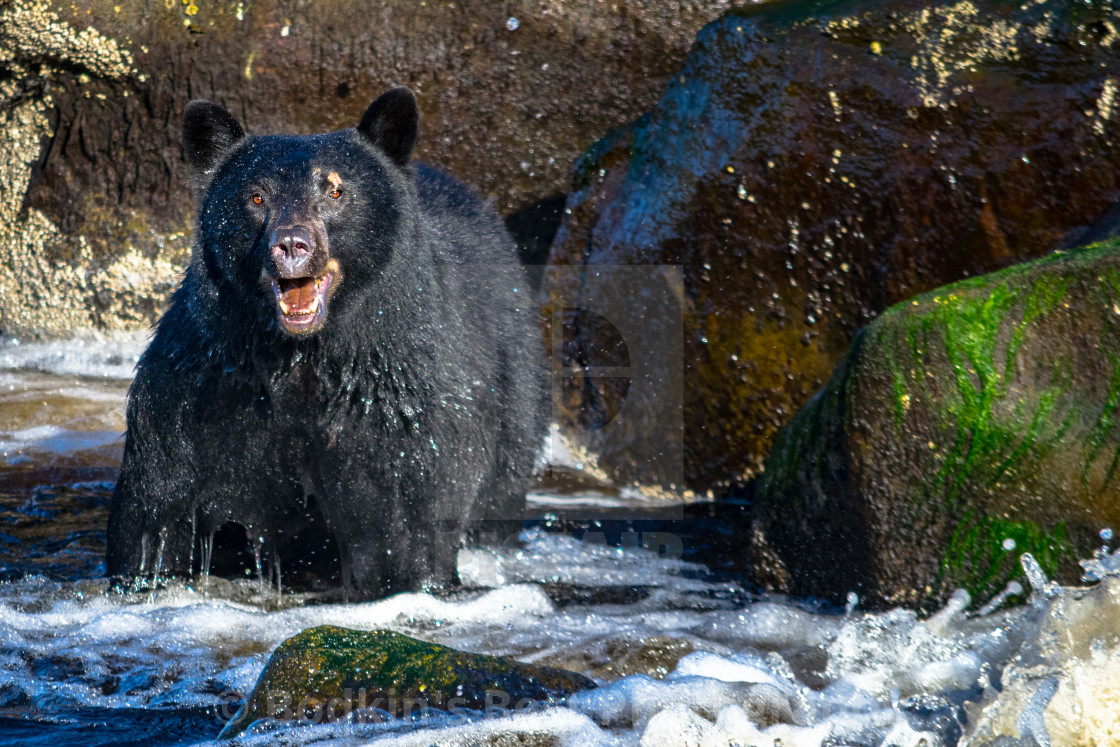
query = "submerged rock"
xmin=219 ymin=625 xmax=596 ymax=738
xmin=547 ymin=0 xmax=1120 ymax=493
xmin=752 ymin=240 xmax=1120 ymax=611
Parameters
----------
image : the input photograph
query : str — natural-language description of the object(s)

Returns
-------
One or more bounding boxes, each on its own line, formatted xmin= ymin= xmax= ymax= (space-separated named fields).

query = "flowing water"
xmin=0 ymin=334 xmax=1113 ymax=746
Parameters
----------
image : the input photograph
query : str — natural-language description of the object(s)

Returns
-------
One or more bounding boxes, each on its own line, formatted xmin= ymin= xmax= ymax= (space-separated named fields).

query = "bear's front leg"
xmin=315 ymin=468 xmax=466 ymax=599
xmin=106 ymin=416 xmax=199 ymax=585
xmin=334 ymin=512 xmax=464 ymax=599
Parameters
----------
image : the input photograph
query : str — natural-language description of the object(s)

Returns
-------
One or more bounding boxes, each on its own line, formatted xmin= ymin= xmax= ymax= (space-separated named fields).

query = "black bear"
xmin=106 ymin=87 xmax=546 ymax=599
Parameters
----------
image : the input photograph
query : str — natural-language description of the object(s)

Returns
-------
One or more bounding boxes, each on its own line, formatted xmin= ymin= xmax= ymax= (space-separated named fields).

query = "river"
xmin=0 ymin=333 xmax=1111 ymax=746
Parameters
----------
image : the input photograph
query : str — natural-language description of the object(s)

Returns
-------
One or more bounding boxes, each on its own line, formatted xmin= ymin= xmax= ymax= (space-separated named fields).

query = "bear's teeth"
xmin=279 ymin=295 xmax=319 ymax=317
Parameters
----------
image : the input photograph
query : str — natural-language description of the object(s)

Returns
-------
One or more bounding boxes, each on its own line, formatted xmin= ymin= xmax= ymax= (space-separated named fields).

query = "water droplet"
xmin=845 ymin=591 xmax=859 ymax=615
xmin=1102 ymin=527 xmax=1114 ymax=541
xmin=1002 ymin=538 xmax=1017 ymax=551
xmin=506 ymin=17 xmax=520 ymax=31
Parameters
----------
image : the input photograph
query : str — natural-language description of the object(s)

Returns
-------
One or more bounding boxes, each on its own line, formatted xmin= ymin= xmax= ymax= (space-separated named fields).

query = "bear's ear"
xmin=357 ymin=86 xmax=419 ymax=166
xmin=182 ymin=100 xmax=245 ymax=179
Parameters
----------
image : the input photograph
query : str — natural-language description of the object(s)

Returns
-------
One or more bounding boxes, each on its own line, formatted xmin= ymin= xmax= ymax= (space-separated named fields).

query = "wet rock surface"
xmin=220 ymin=625 xmax=597 ymax=738
xmin=0 ymin=0 xmax=732 ymax=336
xmin=0 ymin=0 xmax=137 ymax=337
xmin=752 ymin=239 xmax=1120 ymax=611
xmin=548 ymin=0 xmax=1120 ymax=493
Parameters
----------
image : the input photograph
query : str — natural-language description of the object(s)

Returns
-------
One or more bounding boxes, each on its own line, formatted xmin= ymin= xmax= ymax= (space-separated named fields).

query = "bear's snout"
xmin=270 ymin=225 xmax=316 ymax=278
xmin=263 ymin=221 xmax=337 ymax=335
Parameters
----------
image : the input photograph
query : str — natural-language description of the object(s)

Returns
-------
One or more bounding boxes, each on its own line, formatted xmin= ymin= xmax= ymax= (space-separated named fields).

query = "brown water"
xmin=0 ymin=362 xmax=129 ymax=583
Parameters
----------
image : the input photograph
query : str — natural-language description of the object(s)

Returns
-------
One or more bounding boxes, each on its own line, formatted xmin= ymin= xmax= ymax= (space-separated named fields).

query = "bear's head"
xmin=182 ymin=87 xmax=420 ymax=336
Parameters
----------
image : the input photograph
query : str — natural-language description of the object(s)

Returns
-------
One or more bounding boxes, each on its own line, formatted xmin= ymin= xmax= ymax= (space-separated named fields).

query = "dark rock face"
xmin=220 ymin=625 xmax=596 ymax=738
xmin=1 ymin=0 xmax=732 ymax=335
xmin=752 ymin=240 xmax=1120 ymax=612
xmin=547 ymin=0 xmax=1120 ymax=493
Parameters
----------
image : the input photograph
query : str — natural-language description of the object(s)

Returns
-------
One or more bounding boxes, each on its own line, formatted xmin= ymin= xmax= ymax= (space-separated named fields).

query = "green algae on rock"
xmin=752 ymin=240 xmax=1120 ymax=612
xmin=219 ymin=625 xmax=596 ymax=738
xmin=547 ymin=0 xmax=1120 ymax=494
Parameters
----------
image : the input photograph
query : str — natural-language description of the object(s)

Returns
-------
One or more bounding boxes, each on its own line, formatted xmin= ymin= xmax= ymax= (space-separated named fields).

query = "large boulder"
xmin=0 ymin=0 xmax=731 ymax=336
xmin=547 ymin=0 xmax=1120 ymax=493
xmin=752 ymin=240 xmax=1120 ymax=611
xmin=220 ymin=625 xmax=596 ymax=738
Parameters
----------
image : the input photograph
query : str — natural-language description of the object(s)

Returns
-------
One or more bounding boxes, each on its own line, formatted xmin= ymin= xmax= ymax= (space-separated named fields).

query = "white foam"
xmin=669 ymin=650 xmax=785 ymax=688
xmin=568 ymin=674 xmax=756 ymax=730
xmin=701 ymin=602 xmax=840 ymax=650
xmin=1080 ymin=545 xmax=1120 ymax=582
xmin=526 ymin=491 xmax=639 ymax=509
xmin=198 ymin=707 xmax=614 ymax=747
xmin=824 ymin=605 xmax=989 ymax=699
xmin=638 ymin=703 xmax=713 ymax=747
xmin=1016 ymin=677 xmax=1058 ymax=747
xmin=0 ymin=425 xmax=123 ymax=461
xmin=458 ymin=527 xmax=709 ymax=591
xmin=0 ymin=331 xmax=149 ymax=379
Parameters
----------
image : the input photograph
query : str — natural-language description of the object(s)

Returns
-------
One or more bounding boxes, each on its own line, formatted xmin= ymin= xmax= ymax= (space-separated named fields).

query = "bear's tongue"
xmin=278 ymin=277 xmax=318 ymax=315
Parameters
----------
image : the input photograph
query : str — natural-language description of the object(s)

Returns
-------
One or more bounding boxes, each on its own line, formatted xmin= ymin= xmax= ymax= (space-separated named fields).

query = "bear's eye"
xmin=251 ymin=194 xmax=264 ymax=205
xmin=329 ymin=187 xmax=343 ymax=200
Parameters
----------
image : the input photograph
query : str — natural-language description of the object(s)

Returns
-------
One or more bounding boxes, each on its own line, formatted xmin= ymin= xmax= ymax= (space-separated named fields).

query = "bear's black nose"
xmin=271 ymin=226 xmax=314 ymax=277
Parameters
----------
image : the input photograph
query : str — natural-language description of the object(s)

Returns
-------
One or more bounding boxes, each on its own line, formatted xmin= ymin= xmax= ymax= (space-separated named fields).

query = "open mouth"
xmin=271 ymin=268 xmax=336 ymax=334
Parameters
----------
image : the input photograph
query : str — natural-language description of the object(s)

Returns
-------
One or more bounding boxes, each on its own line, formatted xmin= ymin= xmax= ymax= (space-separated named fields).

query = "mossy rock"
xmin=547 ymin=0 xmax=1120 ymax=493
xmin=219 ymin=626 xmax=596 ymax=738
xmin=752 ymin=240 xmax=1120 ymax=612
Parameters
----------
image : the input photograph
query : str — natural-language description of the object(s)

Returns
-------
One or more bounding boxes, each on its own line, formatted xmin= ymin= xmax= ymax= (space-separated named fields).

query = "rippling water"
xmin=0 ymin=334 xmax=1110 ymax=746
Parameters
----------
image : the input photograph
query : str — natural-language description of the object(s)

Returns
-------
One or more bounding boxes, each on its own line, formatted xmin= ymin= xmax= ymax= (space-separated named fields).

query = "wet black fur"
xmin=106 ymin=88 xmax=546 ymax=598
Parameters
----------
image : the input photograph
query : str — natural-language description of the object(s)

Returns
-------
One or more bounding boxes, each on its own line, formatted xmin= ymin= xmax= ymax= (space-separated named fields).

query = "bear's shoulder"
xmin=413 ymin=164 xmax=514 ymax=267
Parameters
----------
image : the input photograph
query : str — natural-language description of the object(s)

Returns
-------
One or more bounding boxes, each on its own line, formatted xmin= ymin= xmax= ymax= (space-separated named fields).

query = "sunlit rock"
xmin=548 ymin=0 xmax=1120 ymax=492
xmin=0 ymin=0 xmax=731 ymax=336
xmin=753 ymin=240 xmax=1120 ymax=610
